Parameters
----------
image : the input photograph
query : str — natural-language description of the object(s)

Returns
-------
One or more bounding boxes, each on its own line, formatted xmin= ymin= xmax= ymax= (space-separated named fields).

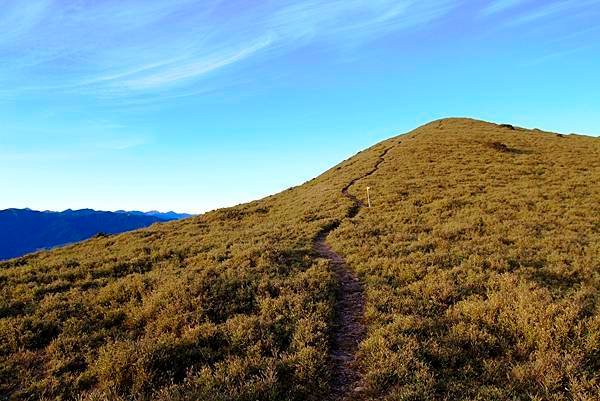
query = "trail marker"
xmin=366 ymin=187 xmax=371 ymax=208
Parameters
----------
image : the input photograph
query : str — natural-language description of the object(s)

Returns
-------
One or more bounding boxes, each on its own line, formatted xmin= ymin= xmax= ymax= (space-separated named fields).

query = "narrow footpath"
xmin=314 ymin=146 xmax=393 ymax=400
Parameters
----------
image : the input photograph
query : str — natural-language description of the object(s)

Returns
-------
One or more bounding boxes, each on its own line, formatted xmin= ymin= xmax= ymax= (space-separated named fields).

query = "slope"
xmin=0 ymin=136 xmax=381 ymax=401
xmin=1 ymin=118 xmax=599 ymax=401
xmin=327 ymin=118 xmax=600 ymax=400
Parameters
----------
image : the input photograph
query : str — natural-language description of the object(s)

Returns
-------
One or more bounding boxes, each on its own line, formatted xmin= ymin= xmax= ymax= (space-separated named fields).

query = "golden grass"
xmin=328 ymin=118 xmax=600 ymax=400
xmin=1 ymin=118 xmax=599 ymax=400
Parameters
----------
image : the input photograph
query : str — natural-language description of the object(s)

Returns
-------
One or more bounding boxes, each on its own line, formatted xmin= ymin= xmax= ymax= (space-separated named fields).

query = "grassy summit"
xmin=328 ymin=119 xmax=600 ymax=400
xmin=1 ymin=118 xmax=599 ymax=400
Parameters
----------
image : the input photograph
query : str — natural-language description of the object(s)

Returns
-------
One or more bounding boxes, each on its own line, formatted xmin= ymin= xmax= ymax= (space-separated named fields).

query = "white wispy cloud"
xmin=522 ymin=43 xmax=597 ymax=66
xmin=121 ymin=36 xmax=274 ymax=90
xmin=0 ymin=0 xmax=458 ymax=99
xmin=481 ymin=0 xmax=529 ymax=16
xmin=1 ymin=119 xmax=152 ymax=155
xmin=269 ymin=0 xmax=455 ymax=45
xmin=0 ymin=0 xmax=50 ymax=45
xmin=93 ymin=135 xmax=150 ymax=150
xmin=506 ymin=0 xmax=600 ymax=25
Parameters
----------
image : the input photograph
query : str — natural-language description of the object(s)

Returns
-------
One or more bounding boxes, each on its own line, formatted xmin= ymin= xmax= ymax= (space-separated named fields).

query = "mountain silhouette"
xmin=0 ymin=208 xmax=188 ymax=260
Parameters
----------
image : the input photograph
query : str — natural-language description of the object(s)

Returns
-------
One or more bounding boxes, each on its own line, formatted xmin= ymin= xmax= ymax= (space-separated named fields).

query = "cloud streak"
xmin=269 ymin=0 xmax=455 ymax=44
xmin=481 ymin=0 xmax=529 ymax=16
xmin=120 ymin=36 xmax=274 ymax=91
xmin=0 ymin=0 xmax=49 ymax=45
xmin=0 ymin=0 xmax=457 ymax=99
xmin=506 ymin=0 xmax=600 ymax=25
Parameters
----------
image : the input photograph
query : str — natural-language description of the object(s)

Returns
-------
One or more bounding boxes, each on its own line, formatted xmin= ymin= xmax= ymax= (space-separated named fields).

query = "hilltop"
xmin=1 ymin=118 xmax=598 ymax=401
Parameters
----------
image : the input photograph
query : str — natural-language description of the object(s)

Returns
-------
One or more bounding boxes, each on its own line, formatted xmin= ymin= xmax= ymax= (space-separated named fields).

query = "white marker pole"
xmin=366 ymin=186 xmax=371 ymax=208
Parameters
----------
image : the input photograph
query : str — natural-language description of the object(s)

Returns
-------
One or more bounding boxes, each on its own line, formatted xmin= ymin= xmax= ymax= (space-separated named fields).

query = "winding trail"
xmin=314 ymin=146 xmax=393 ymax=400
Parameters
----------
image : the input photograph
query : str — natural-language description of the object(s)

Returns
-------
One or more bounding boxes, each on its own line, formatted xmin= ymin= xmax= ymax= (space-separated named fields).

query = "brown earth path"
xmin=314 ymin=146 xmax=393 ymax=400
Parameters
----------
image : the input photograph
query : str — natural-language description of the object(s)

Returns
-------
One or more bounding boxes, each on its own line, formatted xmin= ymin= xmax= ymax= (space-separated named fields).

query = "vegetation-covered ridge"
xmin=1 ymin=118 xmax=599 ymax=401
xmin=329 ymin=118 xmax=600 ymax=400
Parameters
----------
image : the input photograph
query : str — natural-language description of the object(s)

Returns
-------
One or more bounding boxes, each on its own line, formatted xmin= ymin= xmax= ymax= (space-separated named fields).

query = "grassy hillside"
xmin=328 ymin=119 xmax=600 ymax=400
xmin=1 ymin=118 xmax=599 ymax=400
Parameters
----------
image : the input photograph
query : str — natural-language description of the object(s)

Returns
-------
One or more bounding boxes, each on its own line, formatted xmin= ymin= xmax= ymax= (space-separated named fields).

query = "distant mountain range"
xmin=114 ymin=210 xmax=193 ymax=220
xmin=0 ymin=208 xmax=191 ymax=260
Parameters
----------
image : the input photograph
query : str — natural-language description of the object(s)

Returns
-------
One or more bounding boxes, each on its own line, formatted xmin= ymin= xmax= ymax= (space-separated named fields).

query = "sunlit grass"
xmin=328 ymin=118 xmax=600 ymax=400
xmin=1 ymin=118 xmax=598 ymax=400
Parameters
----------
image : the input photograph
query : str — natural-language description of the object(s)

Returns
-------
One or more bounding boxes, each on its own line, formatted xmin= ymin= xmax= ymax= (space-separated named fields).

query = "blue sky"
xmin=1 ymin=0 xmax=599 ymax=213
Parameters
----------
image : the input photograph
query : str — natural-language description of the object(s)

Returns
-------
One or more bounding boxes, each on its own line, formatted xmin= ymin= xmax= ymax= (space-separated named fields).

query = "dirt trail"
xmin=341 ymin=147 xmax=392 ymax=217
xmin=314 ymin=146 xmax=393 ymax=400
